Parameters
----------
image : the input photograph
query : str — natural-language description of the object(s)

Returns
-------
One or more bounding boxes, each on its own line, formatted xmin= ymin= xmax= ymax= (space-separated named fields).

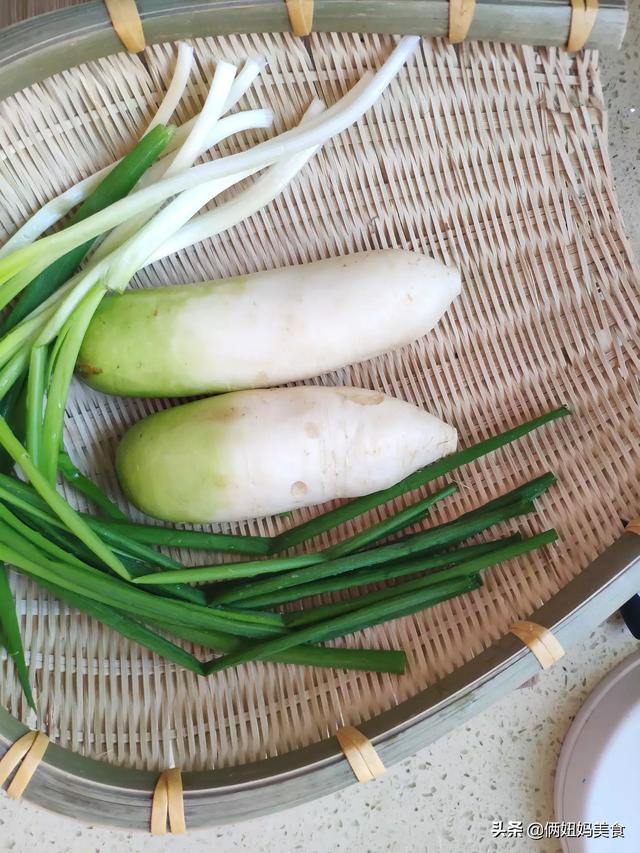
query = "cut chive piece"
xmin=0 ymin=563 xmax=35 ymax=710
xmin=0 ymin=473 xmax=184 ymax=570
xmin=284 ymin=530 xmax=558 ymax=627
xmin=0 ymin=499 xmax=205 ymax=605
xmin=459 ymin=472 xmax=556 ymax=519
xmin=395 ymin=473 xmax=556 ymax=549
xmin=0 ymin=500 xmax=94 ymax=572
xmin=0 ymin=471 xmax=272 ymax=556
xmin=0 ymin=519 xmax=282 ymax=630
xmin=0 ymin=473 xmax=52 ymax=507
xmin=321 ymin=483 xmax=457 ymax=560
xmin=147 ymin=618 xmax=406 ymax=674
xmin=132 ymin=483 xmax=457 ymax=589
xmin=206 ymin=499 xmax=536 ymax=605
xmin=81 ymin=518 xmax=188 ymax=573
xmin=58 ymin=450 xmax=126 ymax=520
xmin=317 ymin=576 xmax=483 ymax=644
xmin=0 ymin=482 xmax=64 ymax=530
xmin=0 ymin=482 xmax=204 ymax=603
xmin=271 ymin=406 xmax=570 ymax=551
xmin=88 ymin=519 xmax=272 ymax=556
xmin=237 ymin=536 xmax=520 ymax=609
xmin=132 ymin=552 xmax=325 ymax=586
xmin=202 ymin=576 xmax=482 ymax=676
xmin=0 ymin=537 xmax=284 ymax=639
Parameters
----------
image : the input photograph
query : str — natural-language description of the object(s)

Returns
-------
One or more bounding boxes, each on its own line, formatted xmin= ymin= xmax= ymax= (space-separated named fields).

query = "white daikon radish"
xmin=116 ymin=385 xmax=457 ymax=523
xmin=79 ymin=250 xmax=460 ymax=396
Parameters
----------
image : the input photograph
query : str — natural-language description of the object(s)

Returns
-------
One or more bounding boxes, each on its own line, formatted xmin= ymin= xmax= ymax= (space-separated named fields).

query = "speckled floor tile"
xmin=600 ymin=0 xmax=640 ymax=258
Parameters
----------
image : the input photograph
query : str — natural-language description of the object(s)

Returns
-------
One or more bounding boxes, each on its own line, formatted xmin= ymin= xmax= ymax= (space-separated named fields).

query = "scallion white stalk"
xmin=164 ymin=60 xmax=237 ymax=174
xmin=161 ymin=55 xmax=265 ymax=151
xmin=0 ymin=36 xmax=419 ymax=291
xmin=35 ymin=168 xmax=260 ymax=345
xmin=0 ymin=108 xmax=274 ymax=352
xmin=223 ymin=57 xmax=267 ymax=112
xmin=0 ymin=171 xmax=104 ymax=259
xmin=1 ymin=108 xmax=309 ymax=364
xmin=0 ymin=49 xmax=263 ymax=260
xmin=104 ymin=170 xmax=260 ymax=291
xmin=2 ymin=105 xmax=318 ymax=352
xmin=150 ymin=100 xmax=325 ymax=263
xmin=83 ymin=108 xmax=273 ymax=265
xmin=159 ymin=108 xmax=273 ymax=166
xmin=91 ymin=60 xmax=238 ymax=264
xmin=0 ymin=43 xmax=194 ymax=259
xmin=145 ymin=42 xmax=195 ymax=132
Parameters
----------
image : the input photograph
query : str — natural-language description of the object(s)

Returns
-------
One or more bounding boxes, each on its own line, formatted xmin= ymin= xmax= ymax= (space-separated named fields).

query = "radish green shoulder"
xmin=77 ymin=250 xmax=461 ymax=396
xmin=116 ymin=386 xmax=458 ymax=523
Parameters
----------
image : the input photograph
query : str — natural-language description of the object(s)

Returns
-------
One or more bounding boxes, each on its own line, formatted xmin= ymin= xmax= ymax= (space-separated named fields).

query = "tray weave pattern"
xmin=0 ymin=33 xmax=638 ymax=772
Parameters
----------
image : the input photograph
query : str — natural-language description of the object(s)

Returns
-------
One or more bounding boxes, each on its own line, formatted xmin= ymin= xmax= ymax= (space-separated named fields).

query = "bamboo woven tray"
xmin=0 ymin=1 xmax=639 ymax=831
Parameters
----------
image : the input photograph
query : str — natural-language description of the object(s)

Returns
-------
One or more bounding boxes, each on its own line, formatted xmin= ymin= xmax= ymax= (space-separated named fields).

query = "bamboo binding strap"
xmin=285 ymin=0 xmax=314 ymax=37
xmin=449 ymin=0 xmax=476 ymax=44
xmin=0 ymin=731 xmax=49 ymax=799
xmin=626 ymin=518 xmax=640 ymax=536
xmin=510 ymin=621 xmax=565 ymax=670
xmin=567 ymin=0 xmax=599 ymax=52
xmin=151 ymin=768 xmax=186 ymax=834
xmin=336 ymin=726 xmax=385 ymax=783
xmin=104 ymin=0 xmax=146 ymax=53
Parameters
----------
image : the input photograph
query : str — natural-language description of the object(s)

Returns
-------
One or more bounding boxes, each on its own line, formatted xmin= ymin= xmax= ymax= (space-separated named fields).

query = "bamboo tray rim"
xmin=0 ymin=3 xmax=636 ymax=830
xmin=0 ymin=0 xmax=629 ymax=99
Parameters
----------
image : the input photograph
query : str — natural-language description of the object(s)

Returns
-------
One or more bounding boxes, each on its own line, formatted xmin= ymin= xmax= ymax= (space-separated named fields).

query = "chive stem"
xmin=271 ymin=406 xmax=569 ymax=551
xmin=321 ymin=483 xmax=457 ymax=560
xmin=0 ymin=417 xmax=132 ymax=580
xmin=238 ymin=536 xmax=520 ymax=609
xmin=284 ymin=530 xmax=558 ymax=627
xmin=0 ymin=564 xmax=35 ymax=710
xmin=146 ymin=618 xmax=406 ymax=674
xmin=202 ymin=576 xmax=483 ymax=676
xmin=205 ymin=498 xmax=537 ymax=605
xmin=58 ymin=450 xmax=127 ymax=521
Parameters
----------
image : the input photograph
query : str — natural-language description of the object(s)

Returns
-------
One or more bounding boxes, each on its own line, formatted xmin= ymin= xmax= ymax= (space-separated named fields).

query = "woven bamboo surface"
xmin=0 ymin=32 xmax=638 ymax=772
